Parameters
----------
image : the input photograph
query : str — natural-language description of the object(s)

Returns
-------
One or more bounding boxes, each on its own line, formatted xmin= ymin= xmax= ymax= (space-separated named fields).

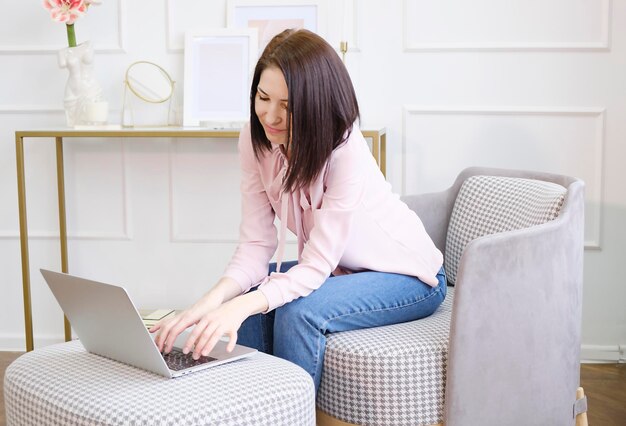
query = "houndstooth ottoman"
xmin=4 ymin=340 xmax=315 ymax=425
xmin=317 ymin=287 xmax=455 ymax=426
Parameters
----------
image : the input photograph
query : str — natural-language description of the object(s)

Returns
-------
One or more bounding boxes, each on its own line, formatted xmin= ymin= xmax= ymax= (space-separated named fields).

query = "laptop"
xmin=40 ymin=269 xmax=257 ymax=378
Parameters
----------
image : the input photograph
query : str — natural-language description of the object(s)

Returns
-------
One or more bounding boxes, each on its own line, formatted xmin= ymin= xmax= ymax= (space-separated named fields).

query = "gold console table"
xmin=15 ymin=126 xmax=386 ymax=351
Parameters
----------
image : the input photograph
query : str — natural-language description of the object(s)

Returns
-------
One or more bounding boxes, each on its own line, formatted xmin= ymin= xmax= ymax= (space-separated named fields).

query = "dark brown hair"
xmin=250 ymin=29 xmax=360 ymax=192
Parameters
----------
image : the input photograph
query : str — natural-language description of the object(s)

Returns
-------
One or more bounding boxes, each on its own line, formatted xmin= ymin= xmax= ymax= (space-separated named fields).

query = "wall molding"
xmin=402 ymin=106 xmax=605 ymax=250
xmin=165 ymin=0 xmax=184 ymax=53
xmin=402 ymin=0 xmax=612 ymax=52
xmin=165 ymin=0 xmax=360 ymax=53
xmin=580 ymin=344 xmax=624 ymax=363
xmin=0 ymin=0 xmax=127 ymax=54
xmin=167 ymin=140 xmax=298 ymax=243
xmin=0 ymin=109 xmax=133 ymax=240
xmin=167 ymin=138 xmax=239 ymax=242
xmin=340 ymin=0 xmax=361 ymax=53
xmin=0 ymin=105 xmax=63 ymax=113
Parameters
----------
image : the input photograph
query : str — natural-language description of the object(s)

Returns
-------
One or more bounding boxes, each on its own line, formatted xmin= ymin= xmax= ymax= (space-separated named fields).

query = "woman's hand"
xmin=150 ymin=291 xmax=224 ymax=355
xmin=181 ymin=290 xmax=269 ymax=359
xmin=151 ymin=280 xmax=270 ymax=359
xmin=181 ymin=298 xmax=250 ymax=359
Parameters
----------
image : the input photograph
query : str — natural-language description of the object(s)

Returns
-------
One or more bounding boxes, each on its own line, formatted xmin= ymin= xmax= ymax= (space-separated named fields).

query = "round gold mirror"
xmin=122 ymin=61 xmax=176 ymax=127
xmin=125 ymin=61 xmax=174 ymax=103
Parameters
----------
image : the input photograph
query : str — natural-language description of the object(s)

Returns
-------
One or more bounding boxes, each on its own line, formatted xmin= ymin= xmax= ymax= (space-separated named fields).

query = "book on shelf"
xmin=140 ymin=309 xmax=175 ymax=328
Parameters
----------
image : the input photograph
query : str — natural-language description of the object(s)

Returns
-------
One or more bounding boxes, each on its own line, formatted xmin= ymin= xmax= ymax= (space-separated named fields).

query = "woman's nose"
xmin=266 ymin=104 xmax=282 ymax=124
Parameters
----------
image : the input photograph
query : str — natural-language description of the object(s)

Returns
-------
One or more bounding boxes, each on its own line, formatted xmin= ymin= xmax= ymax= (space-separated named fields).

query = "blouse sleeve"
xmin=221 ymin=125 xmax=278 ymax=294
xmin=257 ymin=136 xmax=366 ymax=311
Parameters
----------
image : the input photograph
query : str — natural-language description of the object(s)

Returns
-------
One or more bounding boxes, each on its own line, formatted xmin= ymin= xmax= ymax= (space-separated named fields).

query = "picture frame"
xmin=183 ymin=28 xmax=258 ymax=127
xmin=227 ymin=0 xmax=326 ymax=54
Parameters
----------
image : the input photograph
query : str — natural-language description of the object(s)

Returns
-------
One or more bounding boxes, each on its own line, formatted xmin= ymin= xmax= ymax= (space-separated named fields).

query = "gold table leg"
xmin=372 ymin=133 xmax=380 ymax=170
xmin=55 ymin=137 xmax=72 ymax=342
xmin=362 ymin=130 xmax=384 ymax=176
xmin=16 ymin=135 xmax=34 ymax=352
xmin=380 ymin=133 xmax=386 ymax=178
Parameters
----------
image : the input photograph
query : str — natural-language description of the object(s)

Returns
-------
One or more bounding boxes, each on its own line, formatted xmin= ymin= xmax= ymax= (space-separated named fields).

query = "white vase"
xmin=58 ymin=40 xmax=108 ymax=127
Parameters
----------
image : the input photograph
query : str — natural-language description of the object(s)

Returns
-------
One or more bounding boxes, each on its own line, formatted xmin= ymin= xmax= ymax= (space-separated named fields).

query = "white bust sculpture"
xmin=58 ymin=41 xmax=107 ymax=126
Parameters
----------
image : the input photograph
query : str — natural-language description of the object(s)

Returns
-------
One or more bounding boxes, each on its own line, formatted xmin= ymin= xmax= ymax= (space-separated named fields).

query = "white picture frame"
xmin=183 ymin=28 xmax=258 ymax=127
xmin=227 ymin=0 xmax=326 ymax=54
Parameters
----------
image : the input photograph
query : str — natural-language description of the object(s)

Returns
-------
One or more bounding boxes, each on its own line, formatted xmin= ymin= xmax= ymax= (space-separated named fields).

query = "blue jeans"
xmin=237 ymin=261 xmax=447 ymax=393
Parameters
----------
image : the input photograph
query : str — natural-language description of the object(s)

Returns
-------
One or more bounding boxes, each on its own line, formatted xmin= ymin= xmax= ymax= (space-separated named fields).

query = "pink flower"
xmin=43 ymin=0 xmax=87 ymax=25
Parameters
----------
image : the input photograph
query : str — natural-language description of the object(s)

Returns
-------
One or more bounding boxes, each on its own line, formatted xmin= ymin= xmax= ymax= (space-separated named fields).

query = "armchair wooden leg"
xmin=315 ymin=408 xmax=442 ymax=426
xmin=575 ymin=387 xmax=588 ymax=426
xmin=316 ymin=409 xmax=357 ymax=426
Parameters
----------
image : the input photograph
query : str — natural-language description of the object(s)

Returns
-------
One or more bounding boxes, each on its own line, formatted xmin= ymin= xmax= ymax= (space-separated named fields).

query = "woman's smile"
xmin=263 ymin=123 xmax=286 ymax=135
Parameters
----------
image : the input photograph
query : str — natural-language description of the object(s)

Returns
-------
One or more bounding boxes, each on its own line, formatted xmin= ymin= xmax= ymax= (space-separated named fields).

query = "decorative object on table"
xmin=43 ymin=0 xmax=109 ymax=127
xmin=121 ymin=61 xmax=177 ymax=127
xmin=339 ymin=41 xmax=348 ymax=62
xmin=227 ymin=0 xmax=326 ymax=54
xmin=183 ymin=29 xmax=258 ymax=128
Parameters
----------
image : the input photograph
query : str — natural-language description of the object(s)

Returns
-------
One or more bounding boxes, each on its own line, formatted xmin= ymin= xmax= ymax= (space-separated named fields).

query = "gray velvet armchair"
xmin=316 ymin=167 xmax=587 ymax=426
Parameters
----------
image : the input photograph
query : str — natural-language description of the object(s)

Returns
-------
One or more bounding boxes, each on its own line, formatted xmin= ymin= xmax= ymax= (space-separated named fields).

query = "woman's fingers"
xmin=154 ymin=311 xmax=198 ymax=353
xmin=226 ymin=330 xmax=237 ymax=353
xmin=196 ymin=325 xmax=237 ymax=357
xmin=192 ymin=321 xmax=220 ymax=359
xmin=149 ymin=311 xmax=179 ymax=335
xmin=200 ymin=328 xmax=226 ymax=358
xmin=153 ymin=316 xmax=176 ymax=351
xmin=182 ymin=317 xmax=209 ymax=354
xmin=162 ymin=315 xmax=197 ymax=354
xmin=154 ymin=298 xmax=247 ymax=358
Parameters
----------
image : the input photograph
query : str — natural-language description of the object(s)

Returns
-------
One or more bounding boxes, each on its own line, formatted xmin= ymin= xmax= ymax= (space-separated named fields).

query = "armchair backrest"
xmin=444 ymin=168 xmax=585 ymax=426
xmin=444 ymin=175 xmax=567 ymax=284
xmin=402 ymin=167 xmax=585 ymax=425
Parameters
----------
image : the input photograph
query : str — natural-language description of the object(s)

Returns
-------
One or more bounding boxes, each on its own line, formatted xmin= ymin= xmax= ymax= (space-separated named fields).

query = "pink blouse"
xmin=222 ymin=123 xmax=443 ymax=312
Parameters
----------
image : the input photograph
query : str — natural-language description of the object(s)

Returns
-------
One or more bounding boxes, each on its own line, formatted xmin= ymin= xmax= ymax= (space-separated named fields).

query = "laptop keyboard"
xmin=162 ymin=349 xmax=217 ymax=371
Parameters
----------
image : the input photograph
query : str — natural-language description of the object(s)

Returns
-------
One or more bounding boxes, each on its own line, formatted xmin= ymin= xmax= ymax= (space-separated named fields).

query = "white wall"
xmin=0 ymin=0 xmax=624 ymax=361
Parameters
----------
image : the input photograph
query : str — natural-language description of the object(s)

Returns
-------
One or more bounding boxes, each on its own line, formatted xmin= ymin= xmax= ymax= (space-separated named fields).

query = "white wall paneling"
xmin=0 ymin=108 xmax=129 ymax=241
xmin=166 ymin=0 xmax=229 ymax=52
xmin=169 ymin=137 xmax=241 ymax=242
xmin=403 ymin=106 xmax=605 ymax=249
xmin=0 ymin=0 xmax=127 ymax=53
xmin=166 ymin=0 xmax=359 ymax=53
xmin=62 ymin=138 xmax=132 ymax=240
xmin=327 ymin=0 xmax=360 ymax=52
xmin=0 ymin=132 xmax=132 ymax=240
xmin=168 ymin=137 xmax=300 ymax=244
xmin=403 ymin=0 xmax=611 ymax=51
xmin=0 ymin=110 xmax=62 ymax=243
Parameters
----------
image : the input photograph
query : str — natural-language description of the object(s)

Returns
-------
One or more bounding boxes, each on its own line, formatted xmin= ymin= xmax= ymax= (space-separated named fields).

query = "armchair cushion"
xmin=317 ymin=288 xmax=455 ymax=426
xmin=445 ymin=175 xmax=566 ymax=283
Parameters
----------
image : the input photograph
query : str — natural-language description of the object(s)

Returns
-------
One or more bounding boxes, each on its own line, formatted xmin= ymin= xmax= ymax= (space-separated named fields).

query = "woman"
xmin=153 ymin=29 xmax=446 ymax=392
